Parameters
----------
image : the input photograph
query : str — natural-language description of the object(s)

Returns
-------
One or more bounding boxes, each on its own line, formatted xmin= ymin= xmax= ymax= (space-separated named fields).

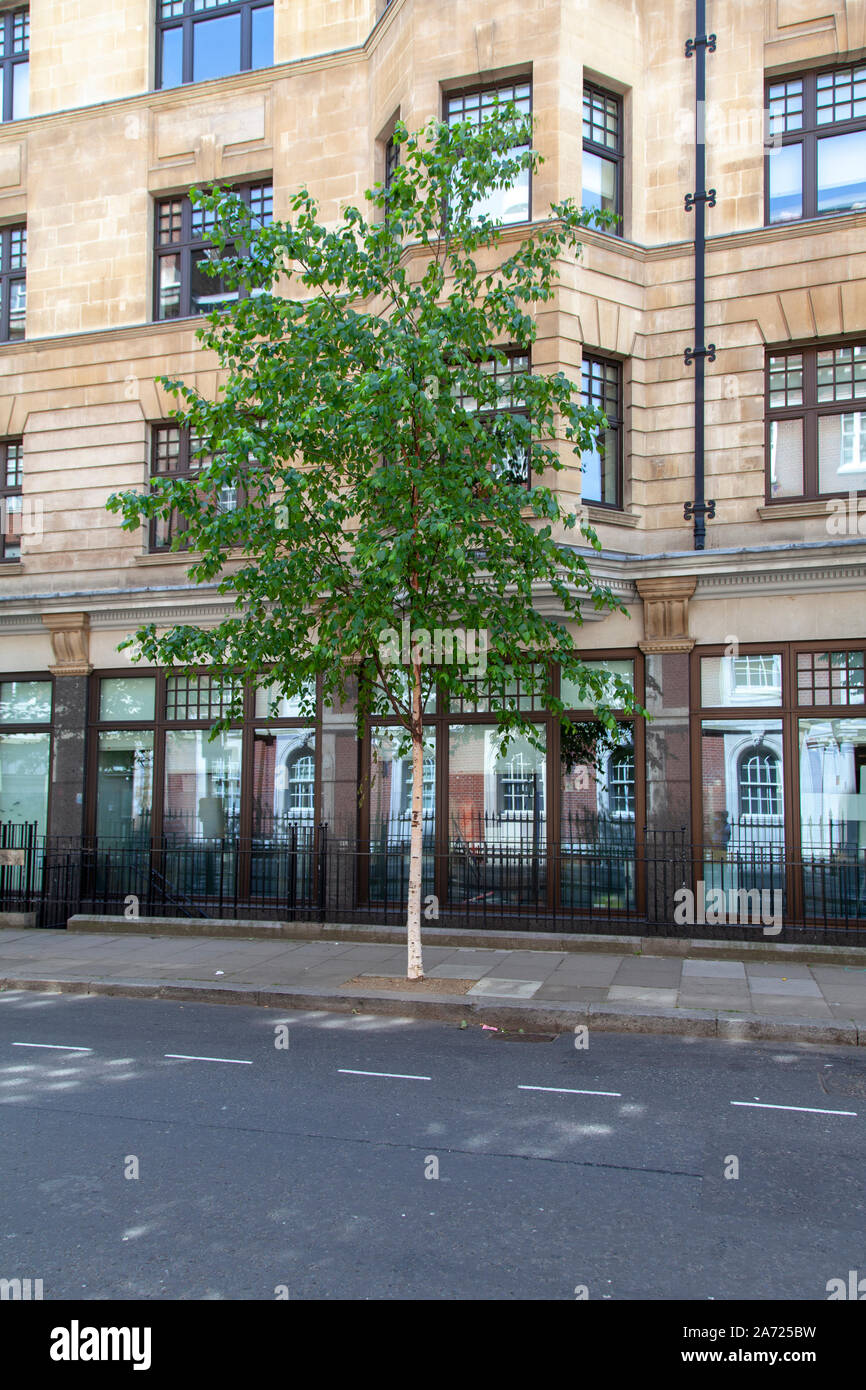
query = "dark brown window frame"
xmin=764 ymin=337 xmax=866 ymax=502
xmin=86 ymin=668 xmax=323 ymax=851
xmin=580 ymin=351 xmax=623 ymax=509
xmin=0 ymin=6 xmax=28 ymax=123
xmin=0 ymin=436 xmax=22 ymax=561
xmin=582 ymin=79 xmax=624 ymax=236
xmin=690 ymin=638 xmax=866 ymax=919
xmin=156 ymin=0 xmax=274 ymax=90
xmin=452 ymin=347 xmax=533 ymax=490
xmin=0 ymin=222 xmax=25 ymax=343
xmin=765 ymin=62 xmax=866 ymax=226
xmin=148 ymin=421 xmax=254 ymax=553
xmin=443 ymin=75 xmax=533 ymax=225
xmin=153 ymin=180 xmax=273 ymax=322
xmin=361 ymin=650 xmax=646 ymax=912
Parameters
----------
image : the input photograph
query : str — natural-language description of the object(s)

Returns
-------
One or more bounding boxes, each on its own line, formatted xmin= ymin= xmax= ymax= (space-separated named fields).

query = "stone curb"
xmin=64 ymin=915 xmax=866 ymax=968
xmin=1 ymin=972 xmax=862 ymax=1046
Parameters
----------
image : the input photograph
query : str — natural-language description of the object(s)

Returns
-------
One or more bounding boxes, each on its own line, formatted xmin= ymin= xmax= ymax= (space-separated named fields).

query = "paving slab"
xmin=608 ymin=985 xmax=679 ymax=1006
xmin=749 ymin=976 xmax=822 ymax=998
xmin=612 ymin=958 xmax=684 ymax=986
xmin=467 ymin=977 xmax=543 ymax=999
xmin=682 ymin=959 xmax=747 ymax=980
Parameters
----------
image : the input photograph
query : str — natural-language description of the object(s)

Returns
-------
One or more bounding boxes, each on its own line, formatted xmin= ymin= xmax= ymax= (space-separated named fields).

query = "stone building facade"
xmin=0 ymin=0 xmax=863 ymax=927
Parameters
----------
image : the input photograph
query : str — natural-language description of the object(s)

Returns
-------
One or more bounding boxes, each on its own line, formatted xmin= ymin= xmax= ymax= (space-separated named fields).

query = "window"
xmin=0 ymin=8 xmax=28 ymax=122
xmin=287 ymin=750 xmax=315 ymax=813
xmin=580 ymin=354 xmax=622 ymax=507
xmin=582 ymin=82 xmax=622 ymax=232
xmin=766 ymin=342 xmax=866 ymax=499
xmin=154 ymin=181 xmax=272 ymax=321
xmin=766 ymin=64 xmax=866 ymax=224
xmin=738 ymin=748 xmax=782 ymax=818
xmin=0 ymin=438 xmax=22 ymax=560
xmin=444 ymin=79 xmax=532 ymax=224
xmin=606 ymin=748 xmax=635 ymax=818
xmin=157 ymin=0 xmax=274 ymax=89
xmin=401 ymin=755 xmax=435 ymax=814
xmin=498 ymin=749 xmax=543 ymax=816
xmin=150 ymin=425 xmax=242 ymax=552
xmin=797 ymin=650 xmax=865 ymax=707
xmin=384 ymin=134 xmax=399 ymax=193
xmin=165 ymin=673 xmax=242 ymax=721
xmin=452 ymin=350 xmax=531 ymax=488
xmin=0 ymin=224 xmax=25 ymax=342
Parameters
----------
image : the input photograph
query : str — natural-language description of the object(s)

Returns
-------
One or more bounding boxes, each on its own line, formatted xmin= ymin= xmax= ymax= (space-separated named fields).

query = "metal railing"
xmin=0 ymin=823 xmax=863 ymax=943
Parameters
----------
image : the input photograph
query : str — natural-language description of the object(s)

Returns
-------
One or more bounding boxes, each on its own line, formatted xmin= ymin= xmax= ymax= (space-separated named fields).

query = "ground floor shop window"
xmin=695 ymin=644 xmax=866 ymax=921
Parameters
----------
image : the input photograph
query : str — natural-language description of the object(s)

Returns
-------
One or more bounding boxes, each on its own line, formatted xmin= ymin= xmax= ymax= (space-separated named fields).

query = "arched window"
xmin=402 ymin=756 xmax=435 ymax=814
xmin=606 ymin=748 xmax=635 ymax=818
xmin=738 ymin=748 xmax=780 ymax=817
xmin=286 ymin=750 xmax=315 ymax=813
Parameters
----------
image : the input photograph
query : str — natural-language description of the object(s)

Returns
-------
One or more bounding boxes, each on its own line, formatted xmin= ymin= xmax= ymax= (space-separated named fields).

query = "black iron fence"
xmin=0 ymin=822 xmax=864 ymax=943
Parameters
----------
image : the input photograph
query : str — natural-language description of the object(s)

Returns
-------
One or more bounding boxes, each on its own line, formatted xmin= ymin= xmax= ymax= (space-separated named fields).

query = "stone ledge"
xmin=63 ymin=915 xmax=866 ymax=966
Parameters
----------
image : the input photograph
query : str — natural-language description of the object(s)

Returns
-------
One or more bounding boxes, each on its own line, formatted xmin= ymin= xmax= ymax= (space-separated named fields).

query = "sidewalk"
xmin=3 ymin=924 xmax=866 ymax=1045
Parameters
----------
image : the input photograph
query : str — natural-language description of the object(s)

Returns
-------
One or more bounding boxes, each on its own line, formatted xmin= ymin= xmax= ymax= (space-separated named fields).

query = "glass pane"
xmin=8 ymin=279 xmax=25 ymax=339
xmin=701 ymin=719 xmax=784 ymax=842
xmin=467 ymin=164 xmax=530 ymax=226
xmin=560 ymin=725 xmax=635 ymax=910
xmin=582 ymin=150 xmax=617 ymax=217
xmin=192 ymin=13 xmax=241 ymax=82
xmin=158 ymin=253 xmax=181 ymax=319
xmin=163 ymin=729 xmax=242 ymax=842
xmin=368 ymin=728 xmax=435 ymax=904
xmin=252 ymin=728 xmax=316 ymax=836
xmin=818 ymin=412 xmax=866 ymax=492
xmin=0 ymin=681 xmax=51 ymax=723
xmin=99 ymin=677 xmax=157 ymax=722
xmin=701 ymin=655 xmax=782 ymax=707
xmin=798 ymin=650 xmax=865 ymax=707
xmin=448 ymin=724 xmax=544 ymax=844
xmin=768 ymin=142 xmax=802 ymax=223
xmin=0 ymin=731 xmax=50 ymax=834
xmin=96 ymin=731 xmax=154 ymax=841
xmin=817 ymin=131 xmax=866 ymax=215
xmin=448 ymin=724 xmax=546 ymax=908
xmin=799 ymin=717 xmax=866 ymax=856
xmin=12 ymin=61 xmax=27 ymax=119
xmin=370 ymin=728 xmax=436 ymax=840
xmin=561 ymin=659 xmax=634 ymax=710
xmin=254 ymin=680 xmax=316 ymax=719
xmin=768 ymin=418 xmax=804 ymax=497
xmin=160 ymin=27 xmax=183 ymax=89
xmin=251 ymin=4 xmax=274 ymax=69
xmin=580 ymin=427 xmax=618 ymax=504
xmin=768 ymin=352 xmax=802 ymax=407
xmin=191 ymin=247 xmax=236 ymax=313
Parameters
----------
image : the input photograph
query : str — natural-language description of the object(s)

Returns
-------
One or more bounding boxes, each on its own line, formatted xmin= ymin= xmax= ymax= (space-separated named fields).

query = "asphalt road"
xmin=1 ymin=989 xmax=864 ymax=1300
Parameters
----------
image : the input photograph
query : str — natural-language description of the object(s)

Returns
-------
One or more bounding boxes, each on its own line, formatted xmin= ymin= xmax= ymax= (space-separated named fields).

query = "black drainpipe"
xmin=683 ymin=0 xmax=716 ymax=550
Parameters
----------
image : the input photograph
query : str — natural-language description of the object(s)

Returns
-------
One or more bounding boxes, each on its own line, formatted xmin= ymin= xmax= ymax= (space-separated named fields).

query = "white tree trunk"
xmin=406 ymin=659 xmax=425 ymax=981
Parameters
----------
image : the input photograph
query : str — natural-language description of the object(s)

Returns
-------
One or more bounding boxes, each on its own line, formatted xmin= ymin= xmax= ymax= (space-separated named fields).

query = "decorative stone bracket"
xmin=43 ymin=612 xmax=92 ymax=676
xmin=636 ymin=577 xmax=697 ymax=653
